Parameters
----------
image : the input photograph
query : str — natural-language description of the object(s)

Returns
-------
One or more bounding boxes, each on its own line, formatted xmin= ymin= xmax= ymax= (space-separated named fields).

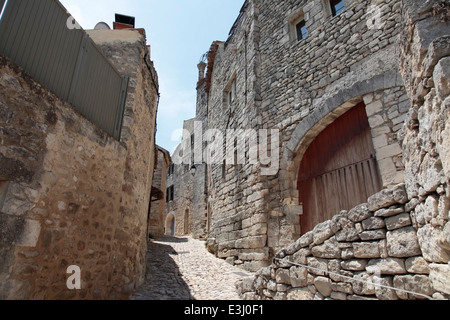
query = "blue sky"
xmin=59 ymin=0 xmax=245 ymax=154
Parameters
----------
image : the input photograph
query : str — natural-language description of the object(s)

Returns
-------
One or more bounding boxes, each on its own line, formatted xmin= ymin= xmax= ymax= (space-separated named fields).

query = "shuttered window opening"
xmin=298 ymin=102 xmax=382 ymax=235
xmin=0 ymin=0 xmax=128 ymax=141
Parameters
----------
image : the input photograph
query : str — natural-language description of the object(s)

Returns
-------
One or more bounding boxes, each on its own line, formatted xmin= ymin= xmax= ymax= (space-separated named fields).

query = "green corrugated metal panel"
xmin=0 ymin=0 xmax=128 ymax=140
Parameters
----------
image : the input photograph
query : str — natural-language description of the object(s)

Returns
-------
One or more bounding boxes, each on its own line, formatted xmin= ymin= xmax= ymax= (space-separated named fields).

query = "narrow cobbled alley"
xmin=131 ymin=237 xmax=253 ymax=300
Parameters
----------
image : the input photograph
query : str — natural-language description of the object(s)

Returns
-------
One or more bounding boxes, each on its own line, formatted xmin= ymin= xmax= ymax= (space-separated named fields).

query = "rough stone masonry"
xmin=234 ymin=0 xmax=450 ymax=300
xmin=0 ymin=28 xmax=159 ymax=300
xmin=168 ymin=0 xmax=450 ymax=300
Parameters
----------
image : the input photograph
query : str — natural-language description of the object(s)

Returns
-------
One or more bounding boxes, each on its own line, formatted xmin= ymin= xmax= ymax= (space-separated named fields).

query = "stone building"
xmin=0 ymin=2 xmax=160 ymax=299
xmin=148 ymin=146 xmax=172 ymax=239
xmin=171 ymin=0 xmax=450 ymax=299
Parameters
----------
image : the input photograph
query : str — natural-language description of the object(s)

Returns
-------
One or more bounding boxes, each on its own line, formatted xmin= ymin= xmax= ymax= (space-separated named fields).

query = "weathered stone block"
xmin=306 ymin=257 xmax=328 ymax=276
xmin=314 ymin=276 xmax=332 ymax=297
xmin=348 ymin=203 xmax=371 ymax=223
xmin=374 ymin=276 xmax=398 ymax=300
xmin=16 ymin=219 xmax=41 ymax=248
xmin=374 ymin=205 xmax=404 ymax=217
xmin=385 ymin=213 xmax=412 ymax=230
xmin=359 ymin=229 xmax=387 ymax=241
xmin=429 ymin=263 xmax=450 ymax=295
xmin=311 ymin=237 xmax=341 ymax=259
xmin=336 ymin=226 xmax=360 ymax=242
xmin=275 ymin=268 xmax=291 ymax=285
xmin=393 ymin=275 xmax=433 ymax=300
xmin=353 ymin=242 xmax=381 ymax=259
xmin=368 ymin=184 xmax=408 ymax=212
xmin=341 ymin=259 xmax=368 ymax=271
xmin=290 ymin=266 xmax=308 ymax=288
xmin=405 ymin=256 xmax=430 ymax=274
xmin=287 ymin=287 xmax=314 ymax=300
xmin=387 ymin=226 xmax=422 ymax=258
xmin=290 ymin=248 xmax=311 ymax=265
xmin=417 ymin=224 xmax=450 ymax=263
xmin=418 ymin=154 xmax=445 ymax=195
xmin=362 ymin=217 xmax=386 ymax=230
xmin=312 ymin=220 xmax=337 ymax=245
xmin=366 ymin=258 xmax=406 ymax=275
xmin=352 ymin=272 xmax=376 ymax=296
xmin=414 ymin=195 xmax=438 ymax=226
xmin=440 ymin=125 xmax=450 ymax=177
xmin=439 ymin=220 xmax=450 ymax=251
xmin=433 ymin=57 xmax=450 ymax=100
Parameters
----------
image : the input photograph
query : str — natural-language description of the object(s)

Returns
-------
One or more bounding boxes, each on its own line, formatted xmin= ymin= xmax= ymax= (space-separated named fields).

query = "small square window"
xmin=289 ymin=8 xmax=307 ymax=43
xmin=224 ymin=76 xmax=237 ymax=109
xmin=296 ymin=20 xmax=308 ymax=41
xmin=330 ymin=0 xmax=345 ymax=17
xmin=228 ymin=79 xmax=236 ymax=107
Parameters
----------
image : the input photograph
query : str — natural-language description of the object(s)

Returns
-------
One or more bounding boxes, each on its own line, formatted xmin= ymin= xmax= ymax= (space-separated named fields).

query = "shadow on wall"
xmin=132 ymin=237 xmax=192 ymax=300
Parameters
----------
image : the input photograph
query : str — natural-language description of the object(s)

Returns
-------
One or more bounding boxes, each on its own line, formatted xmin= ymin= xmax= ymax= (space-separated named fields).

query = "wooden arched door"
xmin=298 ymin=103 xmax=382 ymax=235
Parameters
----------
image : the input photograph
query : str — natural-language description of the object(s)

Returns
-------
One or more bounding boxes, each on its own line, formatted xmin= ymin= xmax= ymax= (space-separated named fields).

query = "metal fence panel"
xmin=0 ymin=0 xmax=5 ymax=14
xmin=0 ymin=0 xmax=127 ymax=140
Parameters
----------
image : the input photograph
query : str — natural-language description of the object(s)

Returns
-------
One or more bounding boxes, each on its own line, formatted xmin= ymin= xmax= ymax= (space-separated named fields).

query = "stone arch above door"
xmin=278 ymin=70 xmax=407 ymax=240
xmin=165 ymin=212 xmax=176 ymax=236
xmin=298 ymin=102 xmax=382 ymax=235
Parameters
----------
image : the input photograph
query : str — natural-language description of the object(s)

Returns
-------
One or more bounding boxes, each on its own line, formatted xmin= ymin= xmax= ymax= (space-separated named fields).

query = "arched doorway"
xmin=165 ymin=213 xmax=176 ymax=236
xmin=184 ymin=209 xmax=190 ymax=235
xmin=298 ymin=102 xmax=382 ymax=234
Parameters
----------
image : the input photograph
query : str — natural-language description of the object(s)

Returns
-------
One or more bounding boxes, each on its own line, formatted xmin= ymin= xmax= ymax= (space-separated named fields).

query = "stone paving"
xmin=131 ymin=236 xmax=254 ymax=300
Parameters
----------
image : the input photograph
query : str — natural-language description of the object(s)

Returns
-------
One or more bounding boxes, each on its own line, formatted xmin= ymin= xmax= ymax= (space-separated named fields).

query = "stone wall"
xmin=236 ymin=0 xmax=450 ymax=300
xmin=189 ymin=0 xmax=416 ymax=272
xmin=0 ymin=29 xmax=159 ymax=299
xmin=166 ymin=136 xmax=194 ymax=237
xmin=238 ymin=183 xmax=447 ymax=300
xmin=148 ymin=146 xmax=171 ymax=239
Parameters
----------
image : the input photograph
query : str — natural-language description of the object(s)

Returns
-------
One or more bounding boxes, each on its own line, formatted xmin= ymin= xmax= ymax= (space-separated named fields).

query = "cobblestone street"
xmin=131 ymin=237 xmax=254 ymax=300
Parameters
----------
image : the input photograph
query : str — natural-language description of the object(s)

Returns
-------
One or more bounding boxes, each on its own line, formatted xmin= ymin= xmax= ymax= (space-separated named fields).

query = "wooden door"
xmin=298 ymin=103 xmax=382 ymax=234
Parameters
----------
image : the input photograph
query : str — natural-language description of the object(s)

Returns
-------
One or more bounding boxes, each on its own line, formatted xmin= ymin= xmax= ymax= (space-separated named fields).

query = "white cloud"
xmin=64 ymin=4 xmax=84 ymax=28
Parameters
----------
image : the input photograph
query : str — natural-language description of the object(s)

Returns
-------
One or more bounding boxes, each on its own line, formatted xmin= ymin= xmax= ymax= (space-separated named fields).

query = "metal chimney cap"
xmin=115 ymin=14 xmax=135 ymax=28
xmin=94 ymin=22 xmax=111 ymax=30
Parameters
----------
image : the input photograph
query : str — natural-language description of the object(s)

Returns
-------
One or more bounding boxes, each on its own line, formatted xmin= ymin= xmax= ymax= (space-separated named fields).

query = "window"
xmin=222 ymin=160 xmax=226 ymax=181
xmin=167 ymin=164 xmax=175 ymax=176
xmin=296 ymin=20 xmax=308 ymax=41
xmin=166 ymin=185 xmax=174 ymax=203
xmin=330 ymin=0 xmax=345 ymax=17
xmin=289 ymin=8 xmax=307 ymax=42
xmin=224 ymin=76 xmax=237 ymax=109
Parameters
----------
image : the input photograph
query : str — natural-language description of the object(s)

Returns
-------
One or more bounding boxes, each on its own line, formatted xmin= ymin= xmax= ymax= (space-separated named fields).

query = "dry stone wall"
xmin=238 ymin=183 xmax=445 ymax=300
xmin=0 ymin=29 xmax=159 ymax=300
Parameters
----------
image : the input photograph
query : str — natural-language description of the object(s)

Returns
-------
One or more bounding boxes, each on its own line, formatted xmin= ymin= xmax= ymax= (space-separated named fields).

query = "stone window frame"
xmin=223 ymin=73 xmax=237 ymax=110
xmin=167 ymin=164 xmax=175 ymax=176
xmin=166 ymin=185 xmax=174 ymax=203
xmin=322 ymin=0 xmax=347 ymax=19
xmin=288 ymin=8 xmax=308 ymax=43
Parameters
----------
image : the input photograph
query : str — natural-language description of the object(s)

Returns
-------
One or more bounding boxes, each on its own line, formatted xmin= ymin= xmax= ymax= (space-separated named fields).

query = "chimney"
xmin=113 ymin=13 xmax=135 ymax=30
xmin=197 ymin=61 xmax=207 ymax=81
